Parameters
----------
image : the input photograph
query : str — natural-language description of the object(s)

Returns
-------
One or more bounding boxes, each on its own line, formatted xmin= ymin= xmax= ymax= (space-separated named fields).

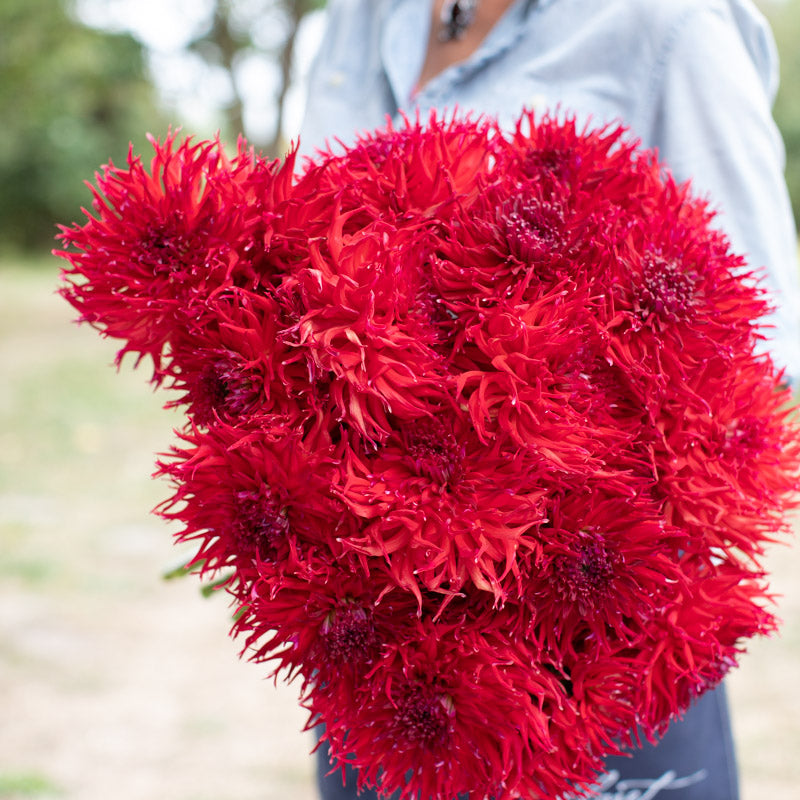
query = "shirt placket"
xmin=380 ymin=0 xmax=548 ymax=116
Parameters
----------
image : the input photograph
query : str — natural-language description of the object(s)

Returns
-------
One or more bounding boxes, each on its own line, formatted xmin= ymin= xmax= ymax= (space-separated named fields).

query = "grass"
xmin=0 ymin=771 xmax=61 ymax=798
xmin=1 ymin=256 xmax=798 ymax=799
xmin=0 ymin=258 xmax=316 ymax=800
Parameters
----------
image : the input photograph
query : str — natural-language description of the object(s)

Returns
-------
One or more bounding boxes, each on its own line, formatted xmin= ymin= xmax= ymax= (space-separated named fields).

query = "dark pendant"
xmin=439 ymin=0 xmax=479 ymax=42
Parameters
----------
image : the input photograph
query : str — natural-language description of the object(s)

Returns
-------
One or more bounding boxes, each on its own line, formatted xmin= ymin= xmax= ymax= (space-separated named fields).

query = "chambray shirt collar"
xmin=381 ymin=0 xmax=546 ymax=109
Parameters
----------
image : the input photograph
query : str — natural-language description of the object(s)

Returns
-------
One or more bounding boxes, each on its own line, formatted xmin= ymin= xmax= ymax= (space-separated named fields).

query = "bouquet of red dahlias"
xmin=57 ymin=113 xmax=800 ymax=800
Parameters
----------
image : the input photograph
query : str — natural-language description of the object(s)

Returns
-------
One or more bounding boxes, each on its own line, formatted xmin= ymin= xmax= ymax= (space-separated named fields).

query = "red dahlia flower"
xmin=56 ymin=112 xmax=800 ymax=800
xmin=57 ymin=132 xmax=294 ymax=377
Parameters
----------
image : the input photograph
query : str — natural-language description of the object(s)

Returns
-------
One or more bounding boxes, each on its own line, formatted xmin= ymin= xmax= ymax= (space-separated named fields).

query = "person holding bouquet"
xmin=55 ymin=1 xmax=800 ymax=798
xmin=299 ymin=2 xmax=800 ymax=799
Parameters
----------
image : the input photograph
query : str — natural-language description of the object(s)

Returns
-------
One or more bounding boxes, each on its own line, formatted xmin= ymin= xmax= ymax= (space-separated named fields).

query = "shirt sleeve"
xmin=647 ymin=0 xmax=800 ymax=379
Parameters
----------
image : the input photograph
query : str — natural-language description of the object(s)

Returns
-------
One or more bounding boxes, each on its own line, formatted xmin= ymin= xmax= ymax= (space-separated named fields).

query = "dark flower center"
xmin=395 ymin=686 xmax=453 ymax=748
xmin=192 ymin=356 xmax=259 ymax=425
xmin=500 ymin=195 xmax=567 ymax=263
xmin=552 ymin=532 xmax=620 ymax=613
xmin=403 ymin=418 xmax=464 ymax=485
xmin=638 ymin=253 xmax=697 ymax=321
xmin=136 ymin=218 xmax=197 ymax=275
xmin=234 ymin=487 xmax=289 ymax=561
xmin=194 ymin=364 xmax=230 ymax=423
xmin=319 ymin=604 xmax=378 ymax=664
xmin=522 ymin=145 xmax=578 ymax=185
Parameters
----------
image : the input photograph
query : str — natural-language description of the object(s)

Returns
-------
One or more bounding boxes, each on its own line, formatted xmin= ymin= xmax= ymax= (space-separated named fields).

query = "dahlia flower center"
xmin=234 ymin=487 xmax=289 ymax=560
xmin=522 ymin=146 xmax=576 ymax=184
xmin=403 ymin=419 xmax=463 ymax=485
xmin=194 ymin=362 xmax=229 ymax=421
xmin=136 ymin=218 xmax=195 ymax=274
xmin=396 ymin=687 xmax=454 ymax=748
xmin=575 ymin=545 xmax=614 ymax=588
xmin=552 ymin=533 xmax=620 ymax=612
xmin=639 ymin=253 xmax=697 ymax=320
xmin=320 ymin=604 xmax=377 ymax=663
xmin=501 ymin=196 xmax=566 ymax=262
xmin=193 ymin=357 xmax=258 ymax=424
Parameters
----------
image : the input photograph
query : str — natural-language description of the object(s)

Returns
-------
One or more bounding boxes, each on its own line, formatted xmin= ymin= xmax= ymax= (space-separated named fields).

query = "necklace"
xmin=439 ymin=0 xmax=480 ymax=42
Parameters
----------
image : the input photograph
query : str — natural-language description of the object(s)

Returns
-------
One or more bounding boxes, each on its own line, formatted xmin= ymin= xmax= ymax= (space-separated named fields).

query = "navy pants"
xmin=316 ymin=684 xmax=738 ymax=799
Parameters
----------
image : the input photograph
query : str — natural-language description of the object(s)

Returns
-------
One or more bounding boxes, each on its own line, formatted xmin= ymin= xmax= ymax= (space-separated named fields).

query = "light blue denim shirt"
xmin=300 ymin=0 xmax=800 ymax=378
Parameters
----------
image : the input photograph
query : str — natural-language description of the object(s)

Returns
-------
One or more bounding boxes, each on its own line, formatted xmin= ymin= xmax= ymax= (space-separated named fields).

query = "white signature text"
xmin=565 ymin=768 xmax=709 ymax=800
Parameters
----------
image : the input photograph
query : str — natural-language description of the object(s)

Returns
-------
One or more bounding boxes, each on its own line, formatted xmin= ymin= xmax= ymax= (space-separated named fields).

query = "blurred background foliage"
xmin=0 ymin=0 xmax=166 ymax=251
xmin=763 ymin=0 xmax=800 ymax=229
xmin=0 ymin=0 xmax=324 ymax=255
xmin=0 ymin=0 xmax=798 ymax=254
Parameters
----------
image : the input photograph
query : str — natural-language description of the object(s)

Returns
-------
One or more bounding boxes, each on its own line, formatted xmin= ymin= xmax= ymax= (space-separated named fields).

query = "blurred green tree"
xmin=187 ymin=0 xmax=326 ymax=156
xmin=0 ymin=0 xmax=166 ymax=252
xmin=758 ymin=0 xmax=800 ymax=228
